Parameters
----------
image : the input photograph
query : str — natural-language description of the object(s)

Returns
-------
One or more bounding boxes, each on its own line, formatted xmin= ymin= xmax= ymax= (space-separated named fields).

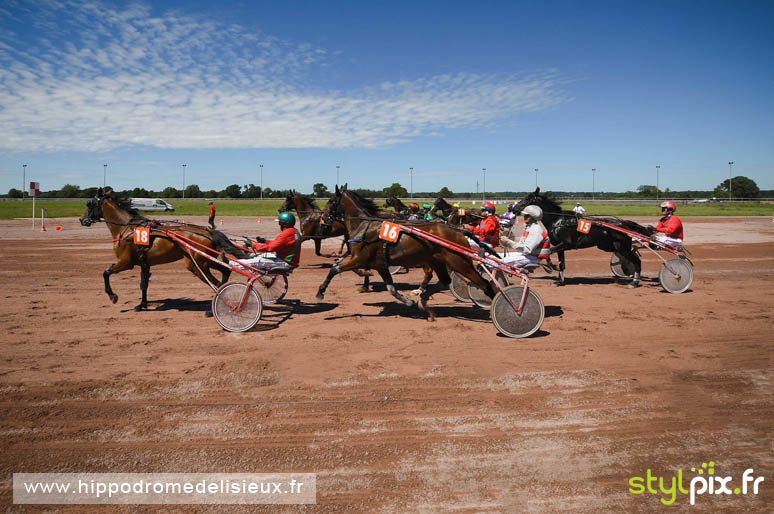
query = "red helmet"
xmin=660 ymin=200 xmax=676 ymax=212
xmin=482 ymin=202 xmax=496 ymax=214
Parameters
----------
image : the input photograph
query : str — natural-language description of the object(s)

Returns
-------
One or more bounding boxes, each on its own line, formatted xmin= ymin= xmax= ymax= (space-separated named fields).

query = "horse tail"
xmin=211 ymin=230 xmax=252 ymax=259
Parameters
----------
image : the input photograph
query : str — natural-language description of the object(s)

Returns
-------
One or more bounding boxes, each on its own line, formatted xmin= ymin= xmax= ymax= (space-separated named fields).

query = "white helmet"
xmin=521 ymin=205 xmax=543 ymax=221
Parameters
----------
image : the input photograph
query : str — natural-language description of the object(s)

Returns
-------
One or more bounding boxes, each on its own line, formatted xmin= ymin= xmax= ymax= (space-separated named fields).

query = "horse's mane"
xmin=533 ymin=192 xmax=564 ymax=213
xmin=346 ymin=190 xmax=380 ymax=216
xmin=106 ymin=192 xmax=141 ymax=216
xmin=298 ymin=194 xmax=319 ymax=210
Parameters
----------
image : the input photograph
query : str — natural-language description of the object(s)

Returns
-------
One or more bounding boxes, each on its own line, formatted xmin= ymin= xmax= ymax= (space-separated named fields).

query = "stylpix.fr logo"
xmin=628 ymin=461 xmax=764 ymax=506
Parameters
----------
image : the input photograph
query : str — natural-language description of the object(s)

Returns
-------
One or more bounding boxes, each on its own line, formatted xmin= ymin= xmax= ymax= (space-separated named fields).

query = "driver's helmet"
xmin=452 ymin=202 xmax=460 ymax=208
xmin=278 ymin=211 xmax=296 ymax=226
xmin=422 ymin=203 xmax=432 ymax=210
xmin=409 ymin=203 xmax=420 ymax=212
xmin=482 ymin=201 xmax=496 ymax=214
xmin=508 ymin=203 xmax=514 ymax=211
xmin=521 ymin=205 xmax=543 ymax=221
xmin=660 ymin=200 xmax=676 ymax=213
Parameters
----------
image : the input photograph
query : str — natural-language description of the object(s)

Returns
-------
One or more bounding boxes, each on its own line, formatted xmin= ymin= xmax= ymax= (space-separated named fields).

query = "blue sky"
xmin=1 ymin=0 xmax=772 ymax=195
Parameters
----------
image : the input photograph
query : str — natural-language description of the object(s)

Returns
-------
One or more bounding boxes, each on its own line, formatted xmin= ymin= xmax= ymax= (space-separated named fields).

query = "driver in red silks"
xmin=467 ymin=202 xmax=500 ymax=250
xmin=652 ymin=200 xmax=683 ymax=249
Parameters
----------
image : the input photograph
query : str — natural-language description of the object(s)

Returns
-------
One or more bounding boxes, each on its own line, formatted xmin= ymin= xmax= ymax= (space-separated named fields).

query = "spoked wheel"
xmin=490 ymin=285 xmax=544 ymax=338
xmin=468 ymin=269 xmax=509 ymax=310
xmin=253 ymin=273 xmax=288 ymax=304
xmin=450 ymin=272 xmax=472 ymax=302
xmin=610 ymin=253 xmax=635 ymax=278
xmin=659 ymin=258 xmax=693 ymax=294
xmin=212 ymin=281 xmax=263 ymax=332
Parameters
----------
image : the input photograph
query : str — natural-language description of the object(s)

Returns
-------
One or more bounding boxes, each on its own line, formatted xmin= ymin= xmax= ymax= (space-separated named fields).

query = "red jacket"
xmin=471 ymin=215 xmax=500 ymax=247
xmin=209 ymin=204 xmax=215 ymax=216
xmin=655 ymin=215 xmax=683 ymax=239
xmin=252 ymin=227 xmax=301 ymax=266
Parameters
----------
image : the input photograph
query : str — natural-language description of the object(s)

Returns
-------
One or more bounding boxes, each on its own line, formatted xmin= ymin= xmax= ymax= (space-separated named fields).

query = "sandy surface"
xmin=1 ymin=217 xmax=773 ymax=512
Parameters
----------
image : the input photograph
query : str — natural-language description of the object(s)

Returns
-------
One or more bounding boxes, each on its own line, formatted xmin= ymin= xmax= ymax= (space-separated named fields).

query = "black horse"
xmin=512 ymin=188 xmax=653 ymax=287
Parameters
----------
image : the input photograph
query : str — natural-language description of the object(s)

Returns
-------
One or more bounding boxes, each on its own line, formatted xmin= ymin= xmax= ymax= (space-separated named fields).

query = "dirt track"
xmin=1 ymin=217 xmax=773 ymax=512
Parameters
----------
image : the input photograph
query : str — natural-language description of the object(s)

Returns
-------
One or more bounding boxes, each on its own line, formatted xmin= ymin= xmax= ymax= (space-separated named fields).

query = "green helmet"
xmin=422 ymin=203 xmax=432 ymax=209
xmin=278 ymin=212 xmax=296 ymax=226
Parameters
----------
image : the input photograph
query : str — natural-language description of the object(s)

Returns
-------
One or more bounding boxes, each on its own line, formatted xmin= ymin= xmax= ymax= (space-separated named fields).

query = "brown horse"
xmin=80 ymin=189 xmax=246 ymax=311
xmin=315 ymin=185 xmax=494 ymax=319
xmin=383 ymin=196 xmax=410 ymax=216
xmin=432 ymin=197 xmax=483 ymax=225
xmin=278 ymin=190 xmax=348 ymax=257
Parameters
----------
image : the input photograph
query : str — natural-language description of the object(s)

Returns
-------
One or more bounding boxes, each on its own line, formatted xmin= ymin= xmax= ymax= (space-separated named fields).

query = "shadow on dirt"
xmin=253 ymin=300 xmax=339 ymax=331
xmin=325 ymin=301 xmax=491 ymax=322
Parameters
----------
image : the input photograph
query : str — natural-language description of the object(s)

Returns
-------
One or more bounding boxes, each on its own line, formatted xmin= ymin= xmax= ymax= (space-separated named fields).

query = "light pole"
xmin=410 ymin=167 xmax=413 ymax=198
xmin=260 ymin=164 xmax=264 ymax=200
xmin=728 ymin=161 xmax=734 ymax=200
xmin=182 ymin=164 xmax=186 ymax=199
xmin=534 ymin=168 xmax=539 ymax=189
xmin=336 ymin=165 xmax=340 ymax=187
xmin=103 ymin=164 xmax=107 ymax=189
xmin=592 ymin=168 xmax=596 ymax=200
xmin=482 ymin=168 xmax=486 ymax=202
xmin=656 ymin=165 xmax=660 ymax=201
xmin=22 ymin=164 xmax=27 ymax=198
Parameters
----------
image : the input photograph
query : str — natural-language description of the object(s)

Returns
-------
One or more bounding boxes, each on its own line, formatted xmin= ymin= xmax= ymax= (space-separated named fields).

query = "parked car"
xmin=130 ymin=198 xmax=175 ymax=212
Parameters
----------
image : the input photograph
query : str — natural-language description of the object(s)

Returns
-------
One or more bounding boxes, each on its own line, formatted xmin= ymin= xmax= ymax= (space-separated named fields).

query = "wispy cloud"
xmin=0 ymin=0 xmax=566 ymax=152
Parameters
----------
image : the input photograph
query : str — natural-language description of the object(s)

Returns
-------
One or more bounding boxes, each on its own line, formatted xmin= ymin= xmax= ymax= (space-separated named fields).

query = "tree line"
xmin=5 ymin=176 xmax=764 ymax=199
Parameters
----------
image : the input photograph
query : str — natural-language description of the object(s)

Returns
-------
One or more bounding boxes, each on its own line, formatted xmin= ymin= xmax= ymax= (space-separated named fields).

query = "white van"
xmin=130 ymin=198 xmax=175 ymax=212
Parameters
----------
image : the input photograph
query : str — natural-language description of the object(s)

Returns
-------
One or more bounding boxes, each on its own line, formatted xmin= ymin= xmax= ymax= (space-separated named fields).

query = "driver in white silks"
xmin=499 ymin=205 xmax=552 ymax=269
xmin=230 ymin=211 xmax=301 ymax=271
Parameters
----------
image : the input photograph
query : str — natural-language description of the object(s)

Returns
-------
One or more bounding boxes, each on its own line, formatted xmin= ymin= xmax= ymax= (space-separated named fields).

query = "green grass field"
xmin=2 ymin=198 xmax=773 ymax=220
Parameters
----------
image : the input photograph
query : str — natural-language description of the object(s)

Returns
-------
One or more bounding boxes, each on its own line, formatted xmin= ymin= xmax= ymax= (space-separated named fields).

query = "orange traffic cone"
xmin=55 ymin=226 xmax=62 ymax=231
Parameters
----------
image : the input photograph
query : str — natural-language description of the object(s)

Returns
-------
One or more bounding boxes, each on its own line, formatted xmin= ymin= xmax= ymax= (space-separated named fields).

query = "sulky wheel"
xmin=254 ymin=273 xmax=288 ymax=304
xmin=468 ymin=269 xmax=509 ymax=310
xmin=490 ymin=285 xmax=545 ymax=338
xmin=450 ymin=271 xmax=472 ymax=302
xmin=659 ymin=258 xmax=693 ymax=294
xmin=610 ymin=253 xmax=634 ymax=278
xmin=212 ymin=281 xmax=263 ymax=332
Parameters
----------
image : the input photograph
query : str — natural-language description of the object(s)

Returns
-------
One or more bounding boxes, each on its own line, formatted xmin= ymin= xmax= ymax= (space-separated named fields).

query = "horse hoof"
xmin=134 ymin=304 xmax=146 ymax=311
xmin=203 ymin=310 xmax=214 ymax=318
xmin=314 ymin=294 xmax=324 ymax=302
xmin=356 ymin=286 xmax=369 ymax=293
xmin=628 ymin=282 xmax=641 ymax=289
xmin=109 ymin=294 xmax=118 ymax=304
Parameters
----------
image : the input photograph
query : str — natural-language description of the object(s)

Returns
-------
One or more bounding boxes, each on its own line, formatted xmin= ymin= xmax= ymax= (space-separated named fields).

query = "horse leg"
xmin=625 ymin=250 xmax=642 ymax=288
xmin=103 ymin=256 xmax=134 ymax=305
xmin=558 ymin=250 xmax=566 ymax=285
xmin=316 ymin=256 xmax=370 ymax=301
xmin=614 ymin=240 xmax=641 ymax=288
xmin=314 ymin=238 xmax=322 ymax=257
xmin=376 ymin=269 xmax=417 ymax=309
xmin=217 ymin=253 xmax=232 ymax=284
xmin=135 ymin=265 xmax=151 ymax=311
xmin=412 ymin=265 xmax=434 ymax=295
xmin=417 ymin=264 xmax=452 ymax=321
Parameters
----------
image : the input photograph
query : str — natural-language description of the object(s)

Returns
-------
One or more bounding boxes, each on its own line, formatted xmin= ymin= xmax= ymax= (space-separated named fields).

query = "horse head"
xmin=79 ymin=188 xmax=109 ymax=226
xmin=278 ymin=189 xmax=296 ymax=213
xmin=433 ymin=197 xmax=451 ymax=217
